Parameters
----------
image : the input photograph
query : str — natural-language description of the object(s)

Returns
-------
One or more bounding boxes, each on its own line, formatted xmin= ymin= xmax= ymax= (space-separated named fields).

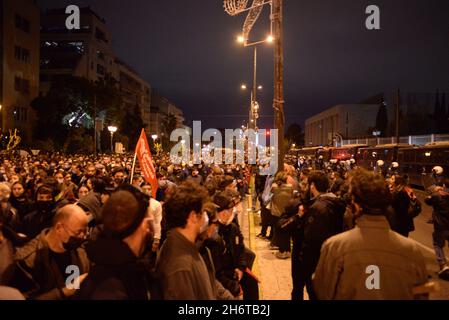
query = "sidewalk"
xmin=240 ymin=194 xmax=295 ymax=300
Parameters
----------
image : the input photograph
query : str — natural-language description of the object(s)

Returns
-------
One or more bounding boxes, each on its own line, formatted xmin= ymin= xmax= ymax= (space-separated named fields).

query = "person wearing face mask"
xmin=211 ymin=190 xmax=253 ymax=299
xmin=197 ymin=203 xmax=235 ymax=300
xmin=155 ymin=182 xmax=216 ymax=300
xmin=112 ymin=168 xmax=126 ymax=188
xmin=10 ymin=182 xmax=33 ymax=220
xmin=12 ymin=205 xmax=90 ymax=300
xmin=75 ymin=187 xmax=155 ymax=300
xmin=20 ymin=185 xmax=56 ymax=239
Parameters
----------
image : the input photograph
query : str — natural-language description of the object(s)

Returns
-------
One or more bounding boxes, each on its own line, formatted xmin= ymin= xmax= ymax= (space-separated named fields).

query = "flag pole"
xmin=130 ymin=153 xmax=137 ymax=184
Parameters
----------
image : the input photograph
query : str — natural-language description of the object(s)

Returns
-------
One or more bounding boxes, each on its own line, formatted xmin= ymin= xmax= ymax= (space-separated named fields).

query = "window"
xmin=15 ymin=14 xmax=30 ymax=33
xmin=14 ymin=46 xmax=30 ymax=62
xmin=97 ymin=50 xmax=105 ymax=60
xmin=14 ymin=76 xmax=30 ymax=94
xmin=95 ymin=28 xmax=107 ymax=42
xmin=13 ymin=108 xmax=28 ymax=123
xmin=97 ymin=64 xmax=105 ymax=75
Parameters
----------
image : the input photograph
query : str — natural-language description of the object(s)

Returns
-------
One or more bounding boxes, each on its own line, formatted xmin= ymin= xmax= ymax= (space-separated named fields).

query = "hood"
xmin=77 ymin=193 xmax=102 ymax=221
xmin=86 ymin=236 xmax=137 ymax=267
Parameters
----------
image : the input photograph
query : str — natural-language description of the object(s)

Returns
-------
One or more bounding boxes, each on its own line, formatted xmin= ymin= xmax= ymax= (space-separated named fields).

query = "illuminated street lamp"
xmin=151 ymin=134 xmax=158 ymax=142
xmin=108 ymin=126 xmax=118 ymax=153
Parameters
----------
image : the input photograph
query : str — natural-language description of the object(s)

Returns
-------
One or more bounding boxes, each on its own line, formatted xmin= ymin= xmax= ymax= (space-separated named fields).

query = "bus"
xmin=398 ymin=142 xmax=449 ymax=189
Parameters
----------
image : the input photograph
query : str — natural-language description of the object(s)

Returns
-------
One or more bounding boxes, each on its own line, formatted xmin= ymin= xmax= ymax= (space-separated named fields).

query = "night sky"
xmin=37 ymin=0 xmax=449 ymax=130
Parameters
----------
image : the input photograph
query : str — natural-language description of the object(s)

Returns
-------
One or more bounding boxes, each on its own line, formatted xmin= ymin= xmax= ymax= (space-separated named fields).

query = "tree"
xmin=31 ymin=76 xmax=124 ymax=153
xmin=375 ymin=101 xmax=388 ymax=136
xmin=285 ymin=123 xmax=304 ymax=147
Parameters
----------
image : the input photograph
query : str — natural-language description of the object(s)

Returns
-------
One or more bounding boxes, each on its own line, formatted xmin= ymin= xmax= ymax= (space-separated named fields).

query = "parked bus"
xmin=398 ymin=142 xmax=449 ymax=189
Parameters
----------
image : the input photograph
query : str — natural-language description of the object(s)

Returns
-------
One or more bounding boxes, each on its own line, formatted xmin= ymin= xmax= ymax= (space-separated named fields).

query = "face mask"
xmin=63 ymin=236 xmax=86 ymax=251
xmin=199 ymin=213 xmax=209 ymax=234
xmin=210 ymin=226 xmax=220 ymax=241
xmin=37 ymin=200 xmax=54 ymax=213
xmin=219 ymin=210 xmax=235 ymax=226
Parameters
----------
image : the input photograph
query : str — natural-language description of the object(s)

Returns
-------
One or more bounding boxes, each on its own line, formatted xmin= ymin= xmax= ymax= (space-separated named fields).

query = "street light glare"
xmin=258 ymin=85 xmax=263 ymax=90
xmin=266 ymin=35 xmax=274 ymax=43
xmin=241 ymin=84 xmax=247 ymax=90
xmin=237 ymin=35 xmax=245 ymax=43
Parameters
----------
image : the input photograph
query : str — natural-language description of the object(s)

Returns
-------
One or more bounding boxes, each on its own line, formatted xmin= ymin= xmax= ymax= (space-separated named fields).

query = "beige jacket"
xmin=270 ymin=183 xmax=293 ymax=217
xmin=313 ymin=215 xmax=428 ymax=300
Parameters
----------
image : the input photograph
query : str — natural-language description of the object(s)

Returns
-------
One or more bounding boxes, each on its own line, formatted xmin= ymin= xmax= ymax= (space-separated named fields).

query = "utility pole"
xmin=396 ymin=89 xmax=400 ymax=144
xmin=271 ymin=0 xmax=285 ymax=170
xmin=93 ymin=94 xmax=97 ymax=157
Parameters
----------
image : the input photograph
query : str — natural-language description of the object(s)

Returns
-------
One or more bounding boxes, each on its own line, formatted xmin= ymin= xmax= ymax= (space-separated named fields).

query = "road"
xmin=240 ymin=190 xmax=449 ymax=300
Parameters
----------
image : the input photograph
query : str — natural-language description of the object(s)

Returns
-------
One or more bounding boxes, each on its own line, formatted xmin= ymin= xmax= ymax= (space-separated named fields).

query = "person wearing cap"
xmin=13 ymin=205 xmax=89 ymax=300
xmin=212 ymin=190 xmax=256 ymax=299
xmin=75 ymin=186 xmax=154 ymax=300
xmin=155 ymin=182 xmax=215 ymax=300
xmin=198 ymin=203 xmax=235 ymax=300
xmin=313 ymin=169 xmax=428 ymax=300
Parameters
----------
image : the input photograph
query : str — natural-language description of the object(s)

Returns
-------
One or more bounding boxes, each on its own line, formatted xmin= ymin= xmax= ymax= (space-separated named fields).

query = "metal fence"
xmin=340 ymin=134 xmax=449 ymax=147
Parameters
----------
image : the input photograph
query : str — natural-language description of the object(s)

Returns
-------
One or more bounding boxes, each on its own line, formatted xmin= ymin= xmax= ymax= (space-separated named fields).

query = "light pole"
xmin=108 ymin=126 xmax=118 ymax=153
xmin=0 ymin=104 xmax=3 ymax=135
xmin=225 ymin=0 xmax=284 ymax=170
xmin=240 ymin=80 xmax=264 ymax=130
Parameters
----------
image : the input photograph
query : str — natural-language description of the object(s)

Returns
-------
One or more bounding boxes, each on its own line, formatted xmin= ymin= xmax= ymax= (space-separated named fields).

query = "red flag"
xmin=135 ymin=129 xmax=158 ymax=198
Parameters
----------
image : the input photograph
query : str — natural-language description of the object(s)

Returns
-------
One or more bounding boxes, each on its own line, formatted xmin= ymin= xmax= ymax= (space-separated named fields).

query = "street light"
xmin=266 ymin=35 xmax=274 ymax=43
xmin=108 ymin=126 xmax=118 ymax=153
xmin=151 ymin=134 xmax=158 ymax=142
xmin=237 ymin=35 xmax=245 ymax=43
xmin=0 ymin=104 xmax=3 ymax=134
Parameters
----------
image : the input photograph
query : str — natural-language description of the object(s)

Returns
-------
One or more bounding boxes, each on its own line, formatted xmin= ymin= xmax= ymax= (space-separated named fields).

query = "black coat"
xmin=205 ymin=222 xmax=247 ymax=297
xmin=390 ymin=189 xmax=414 ymax=236
xmin=425 ymin=188 xmax=449 ymax=231
xmin=75 ymin=237 xmax=152 ymax=300
xmin=294 ymin=194 xmax=346 ymax=278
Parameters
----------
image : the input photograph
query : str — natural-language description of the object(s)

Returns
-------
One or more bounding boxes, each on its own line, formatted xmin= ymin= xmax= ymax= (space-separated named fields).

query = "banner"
xmin=135 ymin=129 xmax=158 ymax=198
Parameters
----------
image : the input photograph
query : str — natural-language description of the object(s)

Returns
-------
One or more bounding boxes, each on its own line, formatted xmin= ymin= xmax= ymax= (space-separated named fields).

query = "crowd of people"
xmin=0 ymin=151 xmax=448 ymax=300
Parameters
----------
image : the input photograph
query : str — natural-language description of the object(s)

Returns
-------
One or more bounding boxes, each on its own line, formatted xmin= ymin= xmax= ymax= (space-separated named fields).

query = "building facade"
xmin=0 ymin=0 xmax=40 ymax=141
xmin=40 ymin=7 xmax=119 ymax=93
xmin=150 ymin=92 xmax=185 ymax=137
xmin=116 ymin=59 xmax=151 ymax=131
xmin=40 ymin=7 xmax=152 ymax=132
xmin=305 ymin=104 xmax=379 ymax=147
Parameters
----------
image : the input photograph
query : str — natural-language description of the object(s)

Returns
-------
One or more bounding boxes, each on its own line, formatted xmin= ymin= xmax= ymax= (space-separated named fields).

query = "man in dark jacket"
xmin=155 ymin=182 xmax=217 ymax=300
xmin=75 ymin=186 xmax=154 ymax=300
xmin=12 ymin=205 xmax=89 ymax=300
xmin=291 ymin=171 xmax=346 ymax=300
xmin=425 ymin=178 xmax=449 ymax=271
xmin=20 ymin=185 xmax=56 ymax=239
